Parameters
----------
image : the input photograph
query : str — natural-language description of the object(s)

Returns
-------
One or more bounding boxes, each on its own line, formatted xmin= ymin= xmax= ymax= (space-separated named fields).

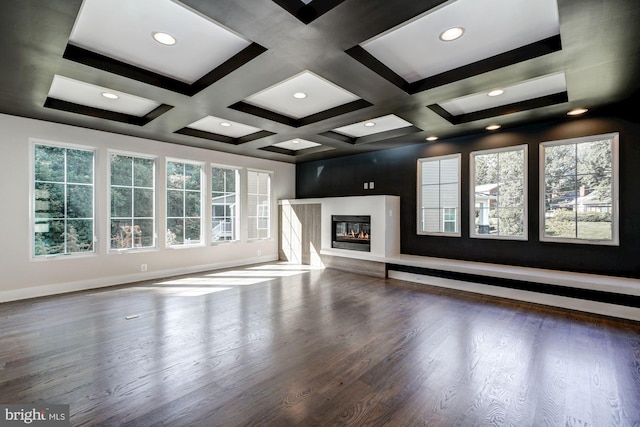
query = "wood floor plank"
xmin=1 ymin=263 xmax=639 ymax=426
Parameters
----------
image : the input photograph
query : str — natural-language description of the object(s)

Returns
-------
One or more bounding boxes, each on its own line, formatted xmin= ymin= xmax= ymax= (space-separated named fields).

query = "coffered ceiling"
xmin=1 ymin=0 xmax=639 ymax=163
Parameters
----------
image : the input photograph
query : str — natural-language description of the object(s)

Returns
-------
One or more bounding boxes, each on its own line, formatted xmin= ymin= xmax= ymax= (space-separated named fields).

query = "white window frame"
xmin=417 ymin=153 xmax=461 ymax=237
xmin=108 ymin=150 xmax=157 ymax=252
xmin=470 ymin=144 xmax=528 ymax=241
xmin=31 ymin=139 xmax=96 ymax=259
xmin=247 ymin=169 xmax=273 ymax=241
xmin=165 ymin=158 xmax=205 ymax=248
xmin=211 ymin=164 xmax=241 ymax=244
xmin=539 ymin=132 xmax=619 ymax=246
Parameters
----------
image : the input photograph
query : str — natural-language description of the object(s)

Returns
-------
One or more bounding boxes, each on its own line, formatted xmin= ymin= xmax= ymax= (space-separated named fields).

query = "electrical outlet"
xmin=369 ymin=181 xmax=375 ymax=189
xmin=257 ymin=249 xmax=262 ymax=257
xmin=363 ymin=182 xmax=368 ymax=190
xmin=140 ymin=264 xmax=147 ymax=272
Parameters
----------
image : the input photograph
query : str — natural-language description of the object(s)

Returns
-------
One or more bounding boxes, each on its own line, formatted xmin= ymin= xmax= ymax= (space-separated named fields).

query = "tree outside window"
xmin=34 ymin=143 xmax=95 ymax=256
xmin=471 ymin=145 xmax=527 ymax=239
xmin=541 ymin=133 xmax=618 ymax=245
xmin=110 ymin=153 xmax=155 ymax=250
xmin=166 ymin=160 xmax=202 ymax=246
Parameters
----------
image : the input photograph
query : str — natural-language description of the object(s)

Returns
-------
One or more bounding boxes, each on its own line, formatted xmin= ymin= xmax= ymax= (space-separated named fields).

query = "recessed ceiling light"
xmin=293 ymin=92 xmax=307 ymax=99
xmin=152 ymin=32 xmax=177 ymax=46
xmin=439 ymin=27 xmax=465 ymax=42
xmin=487 ymin=89 xmax=505 ymax=97
xmin=291 ymin=139 xmax=300 ymax=144
xmin=101 ymin=92 xmax=119 ymax=99
xmin=426 ymin=136 xmax=438 ymax=142
xmin=219 ymin=122 xmax=231 ymax=127
xmin=364 ymin=121 xmax=376 ymax=127
xmin=486 ymin=124 xmax=501 ymax=131
xmin=567 ymin=108 xmax=588 ymax=116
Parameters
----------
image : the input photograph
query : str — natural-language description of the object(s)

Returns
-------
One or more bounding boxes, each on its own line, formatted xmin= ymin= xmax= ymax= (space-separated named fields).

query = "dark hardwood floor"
xmin=1 ymin=263 xmax=639 ymax=426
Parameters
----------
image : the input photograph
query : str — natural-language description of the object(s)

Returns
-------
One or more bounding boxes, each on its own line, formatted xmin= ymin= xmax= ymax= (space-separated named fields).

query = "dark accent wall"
xmin=296 ymin=114 xmax=640 ymax=279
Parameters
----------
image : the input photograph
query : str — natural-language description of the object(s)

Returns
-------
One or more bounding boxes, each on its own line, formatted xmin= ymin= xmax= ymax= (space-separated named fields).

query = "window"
xmin=166 ymin=160 xmax=203 ymax=246
xmin=33 ymin=143 xmax=95 ymax=256
xmin=418 ymin=154 xmax=461 ymax=236
xmin=110 ymin=153 xmax=155 ymax=250
xmin=540 ymin=133 xmax=618 ymax=245
xmin=471 ymin=145 xmax=527 ymax=239
xmin=247 ymin=170 xmax=271 ymax=240
xmin=211 ymin=166 xmax=240 ymax=242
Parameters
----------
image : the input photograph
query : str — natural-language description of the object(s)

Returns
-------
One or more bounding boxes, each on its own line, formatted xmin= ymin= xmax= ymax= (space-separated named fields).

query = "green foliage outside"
xmin=34 ymin=145 xmax=94 ymax=256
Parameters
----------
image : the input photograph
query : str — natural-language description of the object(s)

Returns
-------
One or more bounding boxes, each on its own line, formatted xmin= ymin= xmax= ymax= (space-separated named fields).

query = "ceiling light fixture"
xmin=439 ymin=27 xmax=465 ymax=42
xmin=152 ymin=32 xmax=177 ymax=46
xmin=292 ymin=139 xmax=300 ymax=144
xmin=219 ymin=122 xmax=231 ymax=127
xmin=567 ymin=108 xmax=588 ymax=116
xmin=426 ymin=136 xmax=438 ymax=142
xmin=293 ymin=92 xmax=307 ymax=99
xmin=486 ymin=124 xmax=501 ymax=131
xmin=487 ymin=89 xmax=504 ymax=97
xmin=364 ymin=121 xmax=376 ymax=127
xmin=101 ymin=92 xmax=119 ymax=99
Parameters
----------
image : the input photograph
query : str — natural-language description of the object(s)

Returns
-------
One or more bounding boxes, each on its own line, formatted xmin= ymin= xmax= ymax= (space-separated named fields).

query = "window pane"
xmin=67 ymin=185 xmax=93 ymax=219
xmin=422 ymin=209 xmax=440 ymax=233
xmin=185 ymin=164 xmax=201 ymax=190
xmin=136 ymin=219 xmax=155 ymax=247
xmin=167 ymin=218 xmax=184 ymax=245
xmin=422 ymin=161 xmax=439 ymax=185
xmin=184 ymin=218 xmax=201 ymax=242
xmin=111 ymin=219 xmax=132 ymax=249
xmin=111 ymin=187 xmax=132 ymax=218
xmin=185 ymin=192 xmax=201 ymax=217
xmin=167 ymin=162 xmax=184 ymax=189
xmin=577 ymin=212 xmax=612 ymax=240
xmin=111 ymin=154 xmax=132 ymax=186
xmin=66 ymin=150 xmax=93 ymax=184
xmin=34 ymin=220 xmax=65 ymax=256
xmin=35 ymin=145 xmax=64 ymax=182
xmin=542 ymin=134 xmax=616 ymax=244
xmin=35 ymin=183 xmax=64 ymax=218
xmin=167 ymin=190 xmax=184 ymax=217
xmin=134 ymin=158 xmax=154 ymax=187
xmin=66 ymin=219 xmax=94 ymax=253
xmin=134 ymin=188 xmax=153 ymax=218
xmin=474 ymin=153 xmax=498 ymax=186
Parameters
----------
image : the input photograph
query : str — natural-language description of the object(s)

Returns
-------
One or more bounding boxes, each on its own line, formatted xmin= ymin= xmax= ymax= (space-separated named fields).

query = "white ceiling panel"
xmin=439 ymin=72 xmax=567 ymax=115
xmin=47 ymin=75 xmax=161 ymax=116
xmin=187 ymin=116 xmax=262 ymax=138
xmin=68 ymin=0 xmax=251 ymax=84
xmin=272 ymin=138 xmax=321 ymax=151
xmin=243 ymin=71 xmax=361 ymax=119
xmin=333 ymin=114 xmax=414 ymax=137
xmin=361 ymin=0 xmax=560 ymax=83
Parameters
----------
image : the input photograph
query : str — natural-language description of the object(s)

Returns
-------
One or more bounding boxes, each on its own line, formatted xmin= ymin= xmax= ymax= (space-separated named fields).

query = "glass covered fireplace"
xmin=332 ymin=215 xmax=371 ymax=252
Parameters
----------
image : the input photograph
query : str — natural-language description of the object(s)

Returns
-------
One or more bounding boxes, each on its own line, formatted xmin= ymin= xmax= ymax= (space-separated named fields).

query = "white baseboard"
xmin=389 ymin=270 xmax=640 ymax=322
xmin=0 ymin=255 xmax=277 ymax=303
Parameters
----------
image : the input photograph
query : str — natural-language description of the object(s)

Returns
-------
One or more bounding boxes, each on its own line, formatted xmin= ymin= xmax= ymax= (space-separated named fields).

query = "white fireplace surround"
xmin=279 ymin=195 xmax=400 ymax=260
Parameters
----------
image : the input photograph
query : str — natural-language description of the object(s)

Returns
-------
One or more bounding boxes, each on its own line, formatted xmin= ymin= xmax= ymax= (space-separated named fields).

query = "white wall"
xmin=0 ymin=113 xmax=295 ymax=301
